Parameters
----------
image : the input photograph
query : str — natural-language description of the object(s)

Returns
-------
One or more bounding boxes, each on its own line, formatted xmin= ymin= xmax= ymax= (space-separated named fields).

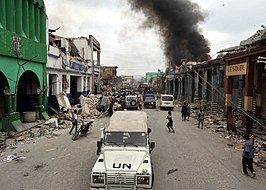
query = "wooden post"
xmin=243 ymin=57 xmax=254 ymax=128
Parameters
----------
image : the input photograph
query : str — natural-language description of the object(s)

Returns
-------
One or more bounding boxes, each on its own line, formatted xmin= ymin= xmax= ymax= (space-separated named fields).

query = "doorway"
xmin=17 ymin=71 xmax=40 ymax=115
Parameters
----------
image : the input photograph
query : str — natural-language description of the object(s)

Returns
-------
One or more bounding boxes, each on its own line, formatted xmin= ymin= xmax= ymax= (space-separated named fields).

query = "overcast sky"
xmin=44 ymin=0 xmax=266 ymax=76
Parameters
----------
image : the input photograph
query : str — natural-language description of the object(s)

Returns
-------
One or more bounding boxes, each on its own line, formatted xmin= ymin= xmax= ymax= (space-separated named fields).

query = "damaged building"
xmin=47 ymin=34 xmax=101 ymax=114
xmin=165 ymin=25 xmax=266 ymax=131
xmin=0 ymin=0 xmax=48 ymax=132
xmin=0 ymin=0 xmax=103 ymax=131
xmin=222 ymin=26 xmax=266 ymax=131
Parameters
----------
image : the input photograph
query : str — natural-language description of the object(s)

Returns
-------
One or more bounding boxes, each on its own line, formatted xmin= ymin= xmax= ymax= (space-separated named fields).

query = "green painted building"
xmin=0 ymin=0 xmax=48 ymax=132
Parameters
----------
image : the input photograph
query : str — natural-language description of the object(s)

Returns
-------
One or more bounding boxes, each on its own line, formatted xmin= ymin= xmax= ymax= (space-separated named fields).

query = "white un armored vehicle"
xmin=90 ymin=111 xmax=155 ymax=190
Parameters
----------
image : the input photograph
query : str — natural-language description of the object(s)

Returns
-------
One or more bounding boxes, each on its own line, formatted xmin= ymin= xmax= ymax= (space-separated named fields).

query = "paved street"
xmin=0 ymin=107 xmax=266 ymax=190
xmin=148 ymin=108 xmax=266 ymax=190
xmin=0 ymin=117 xmax=109 ymax=190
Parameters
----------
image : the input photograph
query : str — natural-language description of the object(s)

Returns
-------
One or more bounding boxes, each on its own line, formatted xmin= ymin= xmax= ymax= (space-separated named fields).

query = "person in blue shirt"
xmin=242 ymin=134 xmax=256 ymax=176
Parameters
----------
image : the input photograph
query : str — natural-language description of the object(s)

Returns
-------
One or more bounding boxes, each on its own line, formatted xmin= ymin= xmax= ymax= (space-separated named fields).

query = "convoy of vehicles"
xmin=90 ymin=111 xmax=155 ymax=190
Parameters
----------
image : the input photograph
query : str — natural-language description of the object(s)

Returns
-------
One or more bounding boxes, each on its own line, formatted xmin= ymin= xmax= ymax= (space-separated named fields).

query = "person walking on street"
xmin=197 ymin=109 xmax=205 ymax=129
xmin=138 ymin=95 xmax=142 ymax=110
xmin=108 ymin=99 xmax=114 ymax=117
xmin=242 ymin=134 xmax=256 ymax=177
xmin=69 ymin=110 xmax=78 ymax=135
xmin=181 ymin=102 xmax=187 ymax=121
xmin=166 ymin=111 xmax=175 ymax=133
xmin=186 ymin=103 xmax=191 ymax=121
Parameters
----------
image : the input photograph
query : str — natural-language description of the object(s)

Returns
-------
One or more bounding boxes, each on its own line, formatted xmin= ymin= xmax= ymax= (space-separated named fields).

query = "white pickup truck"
xmin=90 ymin=111 xmax=155 ymax=190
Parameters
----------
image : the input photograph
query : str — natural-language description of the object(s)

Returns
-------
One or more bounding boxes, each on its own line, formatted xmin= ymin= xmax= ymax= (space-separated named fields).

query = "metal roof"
xmin=106 ymin=111 xmax=148 ymax=132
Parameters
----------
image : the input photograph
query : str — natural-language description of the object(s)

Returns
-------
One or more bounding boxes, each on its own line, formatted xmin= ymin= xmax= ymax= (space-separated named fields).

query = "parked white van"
xmin=160 ymin=94 xmax=174 ymax=110
xmin=90 ymin=111 xmax=155 ymax=190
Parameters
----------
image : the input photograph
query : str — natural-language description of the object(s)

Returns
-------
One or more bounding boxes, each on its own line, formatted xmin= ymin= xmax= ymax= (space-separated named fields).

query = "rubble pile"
xmin=78 ymin=94 xmax=109 ymax=119
xmin=0 ymin=94 xmax=112 ymax=159
xmin=0 ymin=118 xmax=69 ymax=162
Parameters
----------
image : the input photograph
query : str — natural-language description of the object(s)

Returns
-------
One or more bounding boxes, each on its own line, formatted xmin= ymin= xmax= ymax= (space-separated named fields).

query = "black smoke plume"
xmin=126 ymin=0 xmax=210 ymax=66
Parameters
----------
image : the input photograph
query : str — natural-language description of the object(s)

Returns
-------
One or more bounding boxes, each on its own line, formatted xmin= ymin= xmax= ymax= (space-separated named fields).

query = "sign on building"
xmin=226 ymin=62 xmax=247 ymax=76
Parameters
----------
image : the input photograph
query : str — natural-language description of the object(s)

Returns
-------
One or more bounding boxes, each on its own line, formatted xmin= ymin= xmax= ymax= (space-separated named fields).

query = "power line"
xmin=186 ymin=65 xmax=265 ymax=129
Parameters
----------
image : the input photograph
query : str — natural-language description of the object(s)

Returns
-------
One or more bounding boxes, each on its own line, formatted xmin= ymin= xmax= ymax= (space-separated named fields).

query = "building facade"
xmin=0 ymin=0 xmax=48 ymax=131
xmin=47 ymin=34 xmax=100 ymax=113
xmin=100 ymin=66 xmax=118 ymax=85
xmin=223 ymin=27 xmax=266 ymax=131
xmin=164 ymin=26 xmax=266 ymax=132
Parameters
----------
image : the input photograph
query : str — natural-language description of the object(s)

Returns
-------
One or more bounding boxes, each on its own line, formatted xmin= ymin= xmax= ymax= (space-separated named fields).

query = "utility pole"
xmin=157 ymin=69 xmax=161 ymax=93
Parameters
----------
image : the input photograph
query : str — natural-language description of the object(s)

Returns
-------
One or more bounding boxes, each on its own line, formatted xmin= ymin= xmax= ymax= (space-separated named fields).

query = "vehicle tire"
xmin=81 ymin=130 xmax=87 ymax=135
xmin=80 ymin=125 xmax=87 ymax=135
xmin=130 ymin=100 xmax=136 ymax=106
xmin=72 ymin=132 xmax=79 ymax=141
xmin=151 ymin=167 xmax=154 ymax=188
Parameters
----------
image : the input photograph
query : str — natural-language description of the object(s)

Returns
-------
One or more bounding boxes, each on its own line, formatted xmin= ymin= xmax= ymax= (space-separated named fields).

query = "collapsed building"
xmin=99 ymin=66 xmax=123 ymax=92
xmin=47 ymin=34 xmax=101 ymax=114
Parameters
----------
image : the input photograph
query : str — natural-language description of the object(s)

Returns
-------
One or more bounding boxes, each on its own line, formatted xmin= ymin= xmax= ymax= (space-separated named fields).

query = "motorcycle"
xmin=72 ymin=119 xmax=94 ymax=141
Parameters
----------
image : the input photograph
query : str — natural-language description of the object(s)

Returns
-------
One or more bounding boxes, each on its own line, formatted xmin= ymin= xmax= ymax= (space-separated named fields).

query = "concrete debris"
xmin=34 ymin=163 xmax=46 ymax=170
xmin=233 ymin=142 xmax=244 ymax=151
xmin=168 ymin=168 xmax=178 ymax=174
xmin=0 ymin=93 xmax=112 ymax=155
xmin=0 ymin=95 xmax=111 ymax=160
xmin=5 ymin=138 xmax=17 ymax=146
xmin=225 ymin=135 xmax=231 ymax=139
xmin=45 ymin=118 xmax=58 ymax=128
xmin=56 ymin=93 xmax=71 ymax=110
xmin=4 ymin=154 xmax=26 ymax=162
xmin=261 ymin=143 xmax=266 ymax=151
xmin=6 ymin=154 xmax=17 ymax=161
xmin=0 ymin=120 xmax=71 ymax=156
xmin=216 ymin=125 xmax=226 ymax=129
xmin=254 ymin=151 xmax=266 ymax=169
xmin=20 ymin=149 xmax=30 ymax=153
xmin=79 ymin=94 xmax=109 ymax=118
xmin=24 ymin=172 xmax=29 ymax=177
xmin=215 ymin=128 xmax=226 ymax=133
xmin=80 ymin=95 xmax=99 ymax=117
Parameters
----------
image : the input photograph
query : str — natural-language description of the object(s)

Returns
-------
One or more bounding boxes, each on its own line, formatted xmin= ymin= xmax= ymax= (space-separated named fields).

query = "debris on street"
xmin=4 ymin=154 xmax=26 ymax=162
xmin=177 ymin=101 xmax=266 ymax=169
xmin=79 ymin=94 xmax=107 ymax=118
xmin=168 ymin=168 xmax=178 ymax=175
xmin=0 ymin=92 xmax=114 ymax=162
xmin=34 ymin=163 xmax=46 ymax=170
